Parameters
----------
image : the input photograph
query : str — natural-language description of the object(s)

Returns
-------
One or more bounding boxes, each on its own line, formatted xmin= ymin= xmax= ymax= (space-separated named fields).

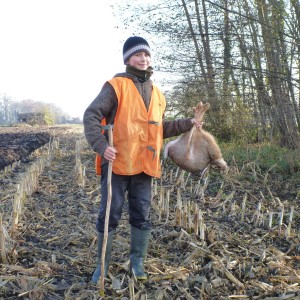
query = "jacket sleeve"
xmin=163 ymin=118 xmax=194 ymax=139
xmin=83 ymin=82 xmax=118 ymax=156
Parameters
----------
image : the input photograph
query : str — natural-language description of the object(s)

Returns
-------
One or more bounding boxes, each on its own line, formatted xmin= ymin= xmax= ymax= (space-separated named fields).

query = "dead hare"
xmin=164 ymin=102 xmax=228 ymax=174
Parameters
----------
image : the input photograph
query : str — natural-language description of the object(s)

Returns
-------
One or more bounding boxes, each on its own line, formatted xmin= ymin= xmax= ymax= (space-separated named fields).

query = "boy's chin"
xmin=136 ymin=66 xmax=148 ymax=70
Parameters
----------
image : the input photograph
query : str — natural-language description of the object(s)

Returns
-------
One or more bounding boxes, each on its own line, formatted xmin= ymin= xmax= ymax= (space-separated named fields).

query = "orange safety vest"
xmin=95 ymin=77 xmax=166 ymax=178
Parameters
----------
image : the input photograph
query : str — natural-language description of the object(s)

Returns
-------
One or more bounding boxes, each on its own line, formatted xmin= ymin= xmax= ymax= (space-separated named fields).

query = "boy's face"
xmin=128 ymin=51 xmax=151 ymax=70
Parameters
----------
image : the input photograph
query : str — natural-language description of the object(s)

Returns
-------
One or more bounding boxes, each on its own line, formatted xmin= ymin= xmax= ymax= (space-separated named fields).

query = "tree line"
xmin=0 ymin=95 xmax=80 ymax=125
xmin=114 ymin=0 xmax=299 ymax=148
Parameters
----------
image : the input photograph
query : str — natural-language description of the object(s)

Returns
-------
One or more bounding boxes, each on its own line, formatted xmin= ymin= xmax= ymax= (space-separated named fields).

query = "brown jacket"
xmin=83 ymin=72 xmax=194 ymax=162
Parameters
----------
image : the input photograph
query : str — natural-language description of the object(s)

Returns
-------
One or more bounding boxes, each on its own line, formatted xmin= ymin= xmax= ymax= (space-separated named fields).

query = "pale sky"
xmin=0 ymin=1 xmax=133 ymax=119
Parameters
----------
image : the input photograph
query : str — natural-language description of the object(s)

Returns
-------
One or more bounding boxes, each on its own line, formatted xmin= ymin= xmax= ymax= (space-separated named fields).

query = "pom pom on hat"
xmin=123 ymin=36 xmax=151 ymax=64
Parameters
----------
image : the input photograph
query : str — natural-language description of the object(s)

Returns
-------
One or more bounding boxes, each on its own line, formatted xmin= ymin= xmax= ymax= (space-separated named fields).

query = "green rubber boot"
xmin=91 ymin=230 xmax=115 ymax=283
xmin=130 ymin=226 xmax=151 ymax=280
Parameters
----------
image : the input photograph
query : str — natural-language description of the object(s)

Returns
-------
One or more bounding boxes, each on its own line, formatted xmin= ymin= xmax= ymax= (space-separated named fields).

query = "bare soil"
xmin=0 ymin=125 xmax=70 ymax=170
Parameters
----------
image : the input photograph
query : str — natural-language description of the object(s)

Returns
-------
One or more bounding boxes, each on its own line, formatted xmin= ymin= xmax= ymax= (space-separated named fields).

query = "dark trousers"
xmin=96 ymin=163 xmax=152 ymax=233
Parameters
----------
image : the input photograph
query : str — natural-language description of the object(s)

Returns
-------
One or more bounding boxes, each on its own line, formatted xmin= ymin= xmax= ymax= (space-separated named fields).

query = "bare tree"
xmin=0 ymin=94 xmax=17 ymax=125
xmin=113 ymin=0 xmax=300 ymax=147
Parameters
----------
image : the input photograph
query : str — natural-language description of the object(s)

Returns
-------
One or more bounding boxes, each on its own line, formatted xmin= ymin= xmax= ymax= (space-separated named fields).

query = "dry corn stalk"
xmin=240 ymin=193 xmax=247 ymax=222
xmin=188 ymin=200 xmax=192 ymax=231
xmin=128 ymin=276 xmax=135 ymax=300
xmin=197 ymin=209 xmax=205 ymax=241
xmin=11 ymin=155 xmax=48 ymax=234
xmin=200 ymin=218 xmax=205 ymax=241
xmin=11 ymin=185 xmax=21 ymax=234
xmin=251 ymin=201 xmax=262 ymax=226
xmin=164 ymin=189 xmax=170 ymax=223
xmin=169 ymin=169 xmax=173 ymax=183
xmin=0 ymin=213 xmax=7 ymax=263
xmin=176 ymin=169 xmax=186 ymax=187
xmin=278 ymin=205 xmax=284 ymax=235
xmin=158 ymin=187 xmax=165 ymax=221
xmin=184 ymin=173 xmax=190 ymax=189
xmin=269 ymin=212 xmax=274 ymax=230
xmin=75 ymin=139 xmax=82 ymax=166
xmin=175 ymin=188 xmax=182 ymax=227
xmin=193 ymin=203 xmax=199 ymax=235
xmin=182 ymin=199 xmax=188 ymax=229
xmin=174 ymin=166 xmax=180 ymax=180
xmin=285 ymin=206 xmax=294 ymax=239
xmin=75 ymin=139 xmax=86 ymax=187
xmin=193 ymin=179 xmax=201 ymax=195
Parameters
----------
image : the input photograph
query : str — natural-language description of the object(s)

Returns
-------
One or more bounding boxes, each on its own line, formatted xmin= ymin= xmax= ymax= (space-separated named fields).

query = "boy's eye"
xmin=135 ymin=52 xmax=149 ymax=57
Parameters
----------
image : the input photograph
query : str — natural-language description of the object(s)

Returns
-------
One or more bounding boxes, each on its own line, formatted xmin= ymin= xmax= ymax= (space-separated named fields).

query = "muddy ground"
xmin=0 ymin=125 xmax=73 ymax=171
xmin=0 ymin=125 xmax=300 ymax=300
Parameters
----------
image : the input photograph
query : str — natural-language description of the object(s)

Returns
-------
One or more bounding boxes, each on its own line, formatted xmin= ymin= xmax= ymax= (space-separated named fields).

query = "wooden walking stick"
xmin=99 ymin=124 xmax=113 ymax=296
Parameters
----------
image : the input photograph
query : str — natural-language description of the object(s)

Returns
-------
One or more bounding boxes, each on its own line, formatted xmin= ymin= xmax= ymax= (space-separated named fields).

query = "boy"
xmin=83 ymin=36 xmax=201 ymax=282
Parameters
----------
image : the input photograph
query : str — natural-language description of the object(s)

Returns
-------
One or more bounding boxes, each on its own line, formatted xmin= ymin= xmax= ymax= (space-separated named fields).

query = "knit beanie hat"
xmin=123 ymin=36 xmax=151 ymax=64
